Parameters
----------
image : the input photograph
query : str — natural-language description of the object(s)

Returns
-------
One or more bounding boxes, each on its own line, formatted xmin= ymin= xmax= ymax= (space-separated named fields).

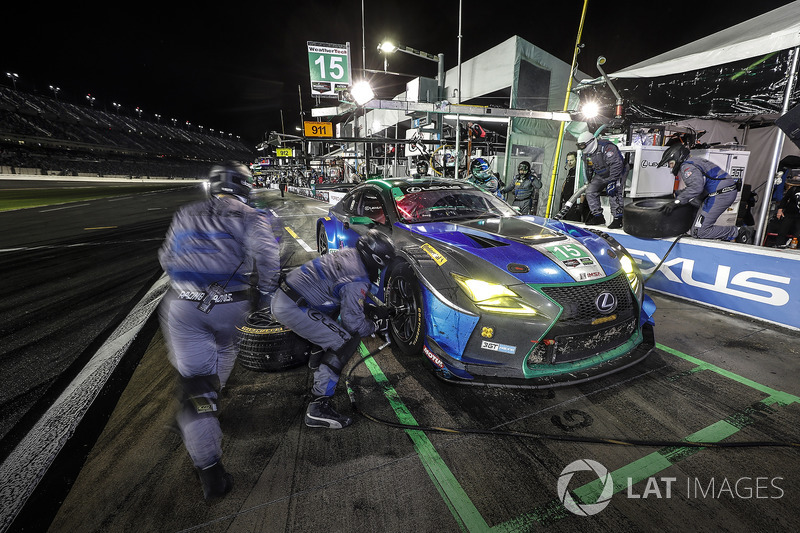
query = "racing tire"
xmin=236 ymin=310 xmax=311 ymax=372
xmin=317 ymin=225 xmax=329 ymax=255
xmin=385 ymin=262 xmax=426 ymax=355
xmin=623 ymin=198 xmax=697 ymax=239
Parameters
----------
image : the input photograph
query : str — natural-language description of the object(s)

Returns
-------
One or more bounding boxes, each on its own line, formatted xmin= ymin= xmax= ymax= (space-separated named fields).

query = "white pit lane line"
xmin=284 ymin=226 xmax=315 ymax=252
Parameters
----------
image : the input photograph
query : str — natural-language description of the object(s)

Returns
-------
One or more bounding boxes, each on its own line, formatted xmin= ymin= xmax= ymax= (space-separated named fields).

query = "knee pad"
xmin=178 ymin=374 xmax=221 ymax=415
xmin=320 ymin=335 xmax=361 ymax=372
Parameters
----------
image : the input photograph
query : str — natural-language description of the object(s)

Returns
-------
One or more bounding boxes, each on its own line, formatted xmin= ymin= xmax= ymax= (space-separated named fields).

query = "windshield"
xmin=395 ymin=187 xmax=517 ymax=223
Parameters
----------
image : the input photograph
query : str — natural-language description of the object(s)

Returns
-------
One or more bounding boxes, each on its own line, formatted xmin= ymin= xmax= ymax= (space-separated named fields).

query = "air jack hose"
xmin=344 ymin=347 xmax=799 ymax=449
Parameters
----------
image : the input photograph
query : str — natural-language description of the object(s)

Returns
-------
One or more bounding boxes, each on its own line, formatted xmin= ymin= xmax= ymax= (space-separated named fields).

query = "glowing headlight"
xmin=451 ymin=273 xmax=540 ymax=316
xmin=620 ymin=254 xmax=642 ymax=299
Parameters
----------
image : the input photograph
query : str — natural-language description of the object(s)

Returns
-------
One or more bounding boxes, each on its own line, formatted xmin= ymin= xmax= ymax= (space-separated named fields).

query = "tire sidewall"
xmin=386 ymin=263 xmax=425 ymax=355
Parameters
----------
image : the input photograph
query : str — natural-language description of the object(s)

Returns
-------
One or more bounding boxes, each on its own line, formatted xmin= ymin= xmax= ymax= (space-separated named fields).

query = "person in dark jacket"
xmin=772 ymin=178 xmax=800 ymax=247
xmin=501 ymin=161 xmax=542 ymax=215
xmin=271 ymin=230 xmax=395 ymax=429
xmin=159 ymin=161 xmax=280 ymax=500
xmin=576 ymin=131 xmax=625 ymax=228
xmin=657 ymin=144 xmax=753 ymax=243
xmin=560 ymin=151 xmax=577 ymax=211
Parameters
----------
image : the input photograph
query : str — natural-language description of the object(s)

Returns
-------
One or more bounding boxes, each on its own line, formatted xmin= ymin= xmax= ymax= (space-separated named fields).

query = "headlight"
xmin=620 ymin=254 xmax=643 ymax=300
xmin=451 ymin=273 xmax=542 ymax=316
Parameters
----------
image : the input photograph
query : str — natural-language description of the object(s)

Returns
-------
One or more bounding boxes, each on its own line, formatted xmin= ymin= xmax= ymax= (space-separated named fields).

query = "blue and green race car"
xmin=316 ymin=177 xmax=655 ymax=388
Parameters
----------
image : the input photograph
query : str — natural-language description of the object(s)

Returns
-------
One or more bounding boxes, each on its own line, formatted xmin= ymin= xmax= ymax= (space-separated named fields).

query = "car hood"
xmin=403 ymin=216 xmax=620 ymax=285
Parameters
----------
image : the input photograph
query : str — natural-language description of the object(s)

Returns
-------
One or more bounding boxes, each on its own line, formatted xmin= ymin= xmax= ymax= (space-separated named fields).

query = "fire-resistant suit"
xmin=582 ymin=138 xmax=626 ymax=222
xmin=159 ymin=194 xmax=279 ymax=472
xmin=675 ymin=158 xmax=741 ymax=240
xmin=501 ymin=169 xmax=542 ymax=215
xmin=271 ymin=249 xmax=377 ymax=398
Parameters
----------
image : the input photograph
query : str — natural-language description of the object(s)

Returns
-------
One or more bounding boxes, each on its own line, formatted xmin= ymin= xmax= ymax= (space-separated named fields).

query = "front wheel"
xmin=385 ymin=262 xmax=426 ymax=355
xmin=317 ymin=225 xmax=329 ymax=255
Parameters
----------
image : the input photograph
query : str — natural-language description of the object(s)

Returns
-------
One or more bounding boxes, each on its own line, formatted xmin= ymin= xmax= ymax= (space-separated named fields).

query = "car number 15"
xmin=547 ymin=244 xmax=589 ymax=261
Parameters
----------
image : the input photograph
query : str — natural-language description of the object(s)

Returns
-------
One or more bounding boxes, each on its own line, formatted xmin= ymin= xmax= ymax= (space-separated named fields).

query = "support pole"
xmin=755 ymin=46 xmax=799 ymax=245
xmin=545 ymin=0 xmax=589 ymax=218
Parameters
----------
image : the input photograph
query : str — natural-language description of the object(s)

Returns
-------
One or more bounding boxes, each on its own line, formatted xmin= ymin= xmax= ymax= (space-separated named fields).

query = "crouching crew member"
xmin=271 ymin=230 xmax=396 ymax=429
xmin=159 ymin=161 xmax=280 ymax=500
xmin=657 ymin=144 xmax=753 ymax=243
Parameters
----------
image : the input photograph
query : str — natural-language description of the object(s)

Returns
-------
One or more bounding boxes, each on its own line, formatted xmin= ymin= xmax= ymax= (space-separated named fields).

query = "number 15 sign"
xmin=307 ymin=41 xmax=352 ymax=98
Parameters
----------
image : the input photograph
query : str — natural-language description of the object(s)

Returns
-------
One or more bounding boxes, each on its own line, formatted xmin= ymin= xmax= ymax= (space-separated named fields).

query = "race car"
xmin=316 ymin=177 xmax=656 ymax=387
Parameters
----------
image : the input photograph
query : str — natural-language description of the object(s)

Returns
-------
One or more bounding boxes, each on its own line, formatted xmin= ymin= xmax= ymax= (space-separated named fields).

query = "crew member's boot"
xmin=197 ymin=461 xmax=233 ymax=501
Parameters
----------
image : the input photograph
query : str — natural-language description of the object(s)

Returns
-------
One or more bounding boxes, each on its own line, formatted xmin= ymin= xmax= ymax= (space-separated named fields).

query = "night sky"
xmin=3 ymin=1 xmax=795 ymax=147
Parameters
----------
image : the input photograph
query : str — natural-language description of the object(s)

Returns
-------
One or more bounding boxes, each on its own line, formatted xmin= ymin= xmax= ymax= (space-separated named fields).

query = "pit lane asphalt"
xmin=5 ymin=187 xmax=799 ymax=533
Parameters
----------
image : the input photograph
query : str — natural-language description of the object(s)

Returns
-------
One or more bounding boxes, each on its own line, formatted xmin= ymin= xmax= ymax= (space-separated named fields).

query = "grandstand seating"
xmin=0 ymin=87 xmax=253 ymax=179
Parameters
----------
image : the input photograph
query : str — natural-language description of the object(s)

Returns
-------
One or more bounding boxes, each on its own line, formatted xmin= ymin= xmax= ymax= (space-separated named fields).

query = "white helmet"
xmin=576 ymin=131 xmax=598 ymax=154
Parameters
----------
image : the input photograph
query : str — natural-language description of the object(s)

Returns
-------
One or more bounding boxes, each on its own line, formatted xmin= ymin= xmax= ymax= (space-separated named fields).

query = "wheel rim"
xmin=317 ymin=228 xmax=328 ymax=255
xmin=388 ymin=273 xmax=420 ymax=344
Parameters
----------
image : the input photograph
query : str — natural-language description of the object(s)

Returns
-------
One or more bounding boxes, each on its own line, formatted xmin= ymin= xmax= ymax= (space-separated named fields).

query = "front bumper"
xmin=425 ymin=323 xmax=655 ymax=389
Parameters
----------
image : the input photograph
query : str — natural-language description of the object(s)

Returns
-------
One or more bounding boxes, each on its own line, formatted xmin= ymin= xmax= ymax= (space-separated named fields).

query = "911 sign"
xmin=304 ymin=121 xmax=333 ymax=138
xmin=308 ymin=41 xmax=351 ymax=98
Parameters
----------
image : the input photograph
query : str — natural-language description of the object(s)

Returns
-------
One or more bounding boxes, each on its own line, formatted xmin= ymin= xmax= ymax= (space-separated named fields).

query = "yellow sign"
xmin=276 ymin=148 xmax=293 ymax=157
xmin=304 ymin=121 xmax=333 ymax=137
xmin=420 ymin=243 xmax=447 ymax=266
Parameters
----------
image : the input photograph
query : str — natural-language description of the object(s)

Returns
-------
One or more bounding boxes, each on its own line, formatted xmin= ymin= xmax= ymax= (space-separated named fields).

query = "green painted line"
xmin=657 ymin=343 xmax=800 ymax=406
xmin=358 ymin=344 xmax=490 ymax=533
xmin=357 ymin=339 xmax=799 ymax=532
xmin=493 ymin=344 xmax=799 ymax=530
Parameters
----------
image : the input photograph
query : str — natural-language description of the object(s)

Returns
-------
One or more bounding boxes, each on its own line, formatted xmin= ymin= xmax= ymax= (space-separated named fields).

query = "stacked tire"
xmin=236 ymin=310 xmax=311 ymax=371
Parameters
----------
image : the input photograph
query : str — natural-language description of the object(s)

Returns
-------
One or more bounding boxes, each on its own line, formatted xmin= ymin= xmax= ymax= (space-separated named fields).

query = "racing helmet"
xmin=470 ymin=157 xmax=492 ymax=180
xmin=518 ymin=161 xmax=531 ymax=174
xmin=356 ymin=229 xmax=395 ymax=279
xmin=416 ymin=160 xmax=429 ymax=175
xmin=208 ymin=161 xmax=253 ymax=199
xmin=658 ymin=143 xmax=690 ymax=176
xmin=576 ymin=131 xmax=598 ymax=154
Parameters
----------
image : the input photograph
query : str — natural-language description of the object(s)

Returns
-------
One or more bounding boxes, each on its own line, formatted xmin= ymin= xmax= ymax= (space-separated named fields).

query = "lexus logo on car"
xmin=595 ymin=292 xmax=617 ymax=314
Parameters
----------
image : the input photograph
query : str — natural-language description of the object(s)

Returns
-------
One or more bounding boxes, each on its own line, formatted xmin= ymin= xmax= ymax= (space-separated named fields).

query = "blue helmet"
xmin=470 ymin=157 xmax=492 ymax=180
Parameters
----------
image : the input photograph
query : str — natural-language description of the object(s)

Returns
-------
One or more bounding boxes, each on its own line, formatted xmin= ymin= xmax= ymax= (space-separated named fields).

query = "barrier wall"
xmin=611 ymin=230 xmax=800 ymax=331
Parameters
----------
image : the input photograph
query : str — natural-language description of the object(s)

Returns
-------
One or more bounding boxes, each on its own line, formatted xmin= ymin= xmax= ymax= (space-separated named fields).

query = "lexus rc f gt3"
xmin=316 ymin=177 xmax=655 ymax=387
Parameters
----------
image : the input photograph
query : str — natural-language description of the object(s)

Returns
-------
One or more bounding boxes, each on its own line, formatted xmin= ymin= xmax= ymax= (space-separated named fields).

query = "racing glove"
xmin=365 ymin=302 xmax=391 ymax=320
xmin=660 ymin=200 xmax=680 ymax=215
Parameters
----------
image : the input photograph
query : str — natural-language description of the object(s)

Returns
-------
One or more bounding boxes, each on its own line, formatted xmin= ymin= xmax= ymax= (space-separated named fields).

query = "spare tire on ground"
xmin=236 ymin=310 xmax=311 ymax=371
xmin=623 ymin=198 xmax=697 ymax=239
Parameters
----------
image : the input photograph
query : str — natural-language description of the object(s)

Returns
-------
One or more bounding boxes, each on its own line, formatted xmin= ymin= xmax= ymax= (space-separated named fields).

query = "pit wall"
xmin=610 ymin=230 xmax=800 ymax=331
